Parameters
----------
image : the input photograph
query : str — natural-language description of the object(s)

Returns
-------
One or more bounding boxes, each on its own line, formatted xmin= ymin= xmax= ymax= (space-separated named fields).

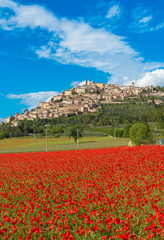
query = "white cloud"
xmin=139 ymin=16 xmax=152 ymax=24
xmin=0 ymin=0 xmax=164 ymax=86
xmin=0 ymin=117 xmax=4 ymax=123
xmin=130 ymin=6 xmax=154 ymax=32
xmin=7 ymin=91 xmax=60 ymax=108
xmin=133 ymin=69 xmax=164 ymax=87
xmin=0 ymin=0 xmax=59 ymax=31
xmin=70 ymin=81 xmax=82 ymax=88
xmin=130 ymin=6 xmax=164 ymax=33
xmin=58 ymin=18 xmax=134 ymax=56
xmin=150 ymin=22 xmax=164 ymax=31
xmin=106 ymin=5 xmax=120 ymax=19
xmin=70 ymin=80 xmax=90 ymax=87
xmin=0 ymin=0 xmax=17 ymax=10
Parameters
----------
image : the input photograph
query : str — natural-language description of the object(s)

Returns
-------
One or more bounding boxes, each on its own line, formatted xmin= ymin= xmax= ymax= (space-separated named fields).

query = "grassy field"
xmin=0 ymin=136 xmax=130 ymax=153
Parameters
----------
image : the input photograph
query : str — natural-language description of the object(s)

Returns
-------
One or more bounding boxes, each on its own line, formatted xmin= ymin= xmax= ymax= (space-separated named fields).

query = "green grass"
xmin=0 ymin=136 xmax=130 ymax=153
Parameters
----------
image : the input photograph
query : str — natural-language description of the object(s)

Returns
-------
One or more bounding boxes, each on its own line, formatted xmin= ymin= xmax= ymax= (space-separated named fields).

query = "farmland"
xmin=0 ymin=145 xmax=164 ymax=239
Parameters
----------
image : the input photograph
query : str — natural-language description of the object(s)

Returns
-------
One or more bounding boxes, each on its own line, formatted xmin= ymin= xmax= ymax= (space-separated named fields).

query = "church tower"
xmin=85 ymin=78 xmax=88 ymax=85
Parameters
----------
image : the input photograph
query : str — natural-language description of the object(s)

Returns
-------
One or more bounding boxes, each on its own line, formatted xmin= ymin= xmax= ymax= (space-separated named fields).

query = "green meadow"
xmin=0 ymin=136 xmax=130 ymax=153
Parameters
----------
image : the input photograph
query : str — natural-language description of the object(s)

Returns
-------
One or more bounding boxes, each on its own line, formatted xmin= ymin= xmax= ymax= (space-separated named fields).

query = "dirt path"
xmin=128 ymin=141 xmax=133 ymax=146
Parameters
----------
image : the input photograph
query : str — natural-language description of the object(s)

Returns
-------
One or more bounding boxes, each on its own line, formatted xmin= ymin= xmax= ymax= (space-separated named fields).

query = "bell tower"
xmin=85 ymin=78 xmax=88 ymax=85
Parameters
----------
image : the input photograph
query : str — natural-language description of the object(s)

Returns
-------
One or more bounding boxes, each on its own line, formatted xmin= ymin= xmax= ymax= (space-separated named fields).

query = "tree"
xmin=0 ymin=132 xmax=5 ymax=139
xmin=116 ymin=129 xmax=124 ymax=137
xmin=129 ymin=123 xmax=151 ymax=146
xmin=67 ymin=126 xmax=84 ymax=142
xmin=123 ymin=124 xmax=132 ymax=138
xmin=156 ymin=86 xmax=162 ymax=91
xmin=50 ymin=126 xmax=64 ymax=135
xmin=83 ymin=117 xmax=91 ymax=124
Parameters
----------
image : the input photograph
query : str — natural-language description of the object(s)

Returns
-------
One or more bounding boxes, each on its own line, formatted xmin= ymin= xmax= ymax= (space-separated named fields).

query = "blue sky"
xmin=0 ymin=0 xmax=164 ymax=121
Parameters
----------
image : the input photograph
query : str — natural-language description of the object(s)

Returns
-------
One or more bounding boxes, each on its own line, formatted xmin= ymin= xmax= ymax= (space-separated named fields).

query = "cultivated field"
xmin=0 ymin=136 xmax=129 ymax=153
xmin=0 ymin=146 xmax=163 ymax=239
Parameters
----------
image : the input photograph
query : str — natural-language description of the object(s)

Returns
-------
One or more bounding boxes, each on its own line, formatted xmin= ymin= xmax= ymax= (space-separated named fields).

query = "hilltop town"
xmin=4 ymin=80 xmax=163 ymax=126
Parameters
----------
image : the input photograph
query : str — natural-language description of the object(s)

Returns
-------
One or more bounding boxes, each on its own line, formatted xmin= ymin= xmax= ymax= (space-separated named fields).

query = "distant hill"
xmin=3 ymin=80 xmax=164 ymax=126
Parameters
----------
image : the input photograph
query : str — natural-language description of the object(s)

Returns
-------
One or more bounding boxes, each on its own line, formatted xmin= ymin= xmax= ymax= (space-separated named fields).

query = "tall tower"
xmin=132 ymin=82 xmax=135 ymax=88
xmin=85 ymin=78 xmax=88 ymax=85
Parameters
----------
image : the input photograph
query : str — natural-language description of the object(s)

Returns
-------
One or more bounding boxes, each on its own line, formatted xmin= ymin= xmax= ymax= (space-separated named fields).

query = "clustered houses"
xmin=4 ymin=80 xmax=154 ymax=125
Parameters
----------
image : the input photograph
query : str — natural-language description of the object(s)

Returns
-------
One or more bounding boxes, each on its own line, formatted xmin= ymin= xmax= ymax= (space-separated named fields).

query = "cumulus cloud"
xmin=7 ymin=91 xmax=60 ymax=109
xmin=106 ymin=5 xmax=120 ymax=19
xmin=0 ymin=0 xmax=164 ymax=86
xmin=133 ymin=69 xmax=164 ymax=87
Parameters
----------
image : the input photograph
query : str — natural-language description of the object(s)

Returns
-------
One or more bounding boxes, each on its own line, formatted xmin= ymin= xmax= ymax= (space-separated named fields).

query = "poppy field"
xmin=0 ymin=146 xmax=164 ymax=239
